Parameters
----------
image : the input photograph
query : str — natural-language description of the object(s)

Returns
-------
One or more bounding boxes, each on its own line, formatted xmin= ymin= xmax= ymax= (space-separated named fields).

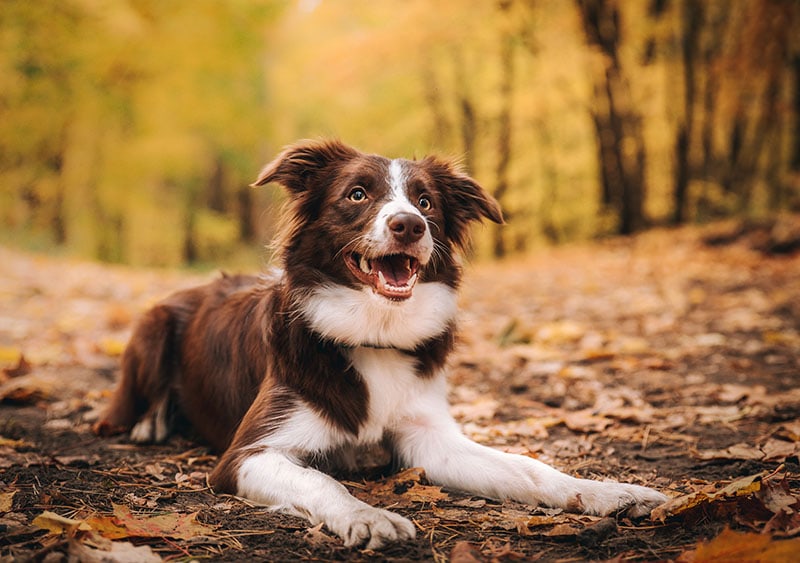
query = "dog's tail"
xmin=93 ymin=305 xmax=178 ymax=437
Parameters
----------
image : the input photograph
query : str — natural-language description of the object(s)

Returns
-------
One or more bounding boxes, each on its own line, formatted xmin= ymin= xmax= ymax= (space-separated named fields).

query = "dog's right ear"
xmin=252 ymin=139 xmax=360 ymax=194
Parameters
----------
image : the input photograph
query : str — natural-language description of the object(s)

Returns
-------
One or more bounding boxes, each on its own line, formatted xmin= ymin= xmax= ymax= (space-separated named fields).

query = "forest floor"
xmin=1 ymin=221 xmax=800 ymax=562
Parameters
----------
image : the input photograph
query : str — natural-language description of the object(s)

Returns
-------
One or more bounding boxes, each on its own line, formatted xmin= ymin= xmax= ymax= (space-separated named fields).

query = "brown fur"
xmin=93 ymin=139 xmax=502 ymax=496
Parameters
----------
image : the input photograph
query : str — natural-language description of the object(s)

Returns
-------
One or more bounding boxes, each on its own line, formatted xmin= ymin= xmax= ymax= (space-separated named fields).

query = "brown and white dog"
xmin=94 ymin=140 xmax=666 ymax=549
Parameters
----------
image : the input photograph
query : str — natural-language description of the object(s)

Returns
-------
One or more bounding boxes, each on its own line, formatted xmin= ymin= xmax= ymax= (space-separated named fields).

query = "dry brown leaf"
xmin=545 ymin=522 xmax=583 ymax=537
xmin=2 ymin=354 xmax=31 ymax=378
xmin=304 ymin=522 xmax=336 ymax=547
xmin=775 ymin=421 xmax=800 ymax=442
xmin=403 ymin=482 xmax=449 ymax=503
xmin=70 ymin=538 xmax=162 ymax=563
xmin=652 ymin=472 xmax=764 ymax=522
xmin=0 ymin=378 xmax=50 ymax=404
xmin=562 ymin=409 xmax=614 ymax=433
xmin=693 ymin=442 xmax=765 ymax=461
xmin=85 ymin=504 xmax=217 ymax=541
xmin=761 ymin=438 xmax=800 ymax=463
xmin=689 ymin=527 xmax=800 ymax=562
xmin=431 ymin=506 xmax=471 ymax=521
xmin=450 ymin=540 xmax=486 ymax=563
xmin=450 ymin=398 xmax=499 ymax=421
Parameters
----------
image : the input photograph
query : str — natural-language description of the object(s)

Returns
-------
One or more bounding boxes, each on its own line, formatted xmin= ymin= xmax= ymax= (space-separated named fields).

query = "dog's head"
xmin=254 ymin=139 xmax=502 ymax=301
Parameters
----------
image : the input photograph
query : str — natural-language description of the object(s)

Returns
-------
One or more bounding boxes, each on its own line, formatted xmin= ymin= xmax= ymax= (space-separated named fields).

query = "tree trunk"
xmin=238 ymin=185 xmax=255 ymax=242
xmin=672 ymin=0 xmax=702 ymax=225
xmin=576 ymin=0 xmax=647 ymax=235
xmin=452 ymin=49 xmax=477 ymax=175
xmin=207 ymin=156 xmax=226 ymax=213
xmin=493 ymin=6 xmax=515 ymax=258
xmin=792 ymin=55 xmax=800 ymax=174
xmin=421 ymin=61 xmax=451 ymax=148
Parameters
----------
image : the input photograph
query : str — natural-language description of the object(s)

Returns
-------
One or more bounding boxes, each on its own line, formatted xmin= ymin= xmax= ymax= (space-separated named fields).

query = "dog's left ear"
xmin=423 ymin=157 xmax=504 ymax=248
xmin=252 ymin=139 xmax=360 ymax=194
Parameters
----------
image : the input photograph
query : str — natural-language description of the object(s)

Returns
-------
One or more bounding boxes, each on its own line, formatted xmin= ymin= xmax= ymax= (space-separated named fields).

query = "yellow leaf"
xmin=32 ymin=511 xmax=92 ymax=535
xmin=98 ymin=337 xmax=127 ymax=357
xmin=84 ymin=514 xmax=130 ymax=540
xmin=0 ymin=347 xmax=22 ymax=366
xmin=0 ymin=490 xmax=15 ymax=512
xmin=0 ymin=436 xmax=28 ymax=449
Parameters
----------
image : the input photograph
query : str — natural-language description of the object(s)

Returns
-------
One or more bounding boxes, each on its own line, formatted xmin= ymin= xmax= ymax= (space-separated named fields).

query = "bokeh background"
xmin=1 ymin=0 xmax=798 ymax=268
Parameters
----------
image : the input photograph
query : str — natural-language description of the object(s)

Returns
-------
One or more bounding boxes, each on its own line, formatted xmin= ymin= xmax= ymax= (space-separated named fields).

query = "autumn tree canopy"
xmin=1 ymin=0 xmax=797 ymax=266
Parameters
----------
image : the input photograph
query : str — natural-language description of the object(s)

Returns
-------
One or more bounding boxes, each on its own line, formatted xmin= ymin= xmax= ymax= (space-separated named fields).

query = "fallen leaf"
xmin=2 ymin=354 xmax=31 ymax=378
xmin=576 ymin=517 xmax=617 ymax=547
xmin=652 ymin=472 xmax=764 ymax=522
xmin=761 ymin=438 xmax=800 ymax=463
xmin=0 ymin=490 xmax=15 ymax=512
xmin=97 ymin=337 xmax=126 ymax=357
xmin=450 ymin=541 xmax=486 ymax=563
xmin=545 ymin=522 xmax=583 ymax=538
xmin=33 ymin=511 xmax=93 ymax=536
xmin=304 ymin=522 xmax=335 ymax=547
xmin=0 ymin=378 xmax=50 ymax=404
xmin=145 ymin=463 xmax=167 ymax=481
xmin=0 ymin=436 xmax=29 ymax=449
xmin=0 ymin=347 xmax=24 ymax=367
xmin=689 ymin=527 xmax=800 ymax=562
xmin=70 ymin=538 xmax=162 ymax=563
xmin=403 ymin=482 xmax=449 ymax=503
xmin=694 ymin=442 xmax=765 ymax=461
xmin=86 ymin=504 xmax=217 ymax=540
xmin=562 ymin=409 xmax=613 ymax=432
xmin=450 ymin=398 xmax=499 ymax=420
xmin=775 ymin=421 xmax=800 ymax=441
xmin=0 ymin=512 xmax=30 ymax=537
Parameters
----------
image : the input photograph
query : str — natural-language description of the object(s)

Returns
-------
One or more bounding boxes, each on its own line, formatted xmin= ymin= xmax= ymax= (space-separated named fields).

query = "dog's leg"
xmin=93 ymin=305 xmax=177 ymax=439
xmin=129 ymin=398 xmax=171 ymax=443
xmin=394 ymin=397 xmax=667 ymax=517
xmin=225 ymin=449 xmax=416 ymax=549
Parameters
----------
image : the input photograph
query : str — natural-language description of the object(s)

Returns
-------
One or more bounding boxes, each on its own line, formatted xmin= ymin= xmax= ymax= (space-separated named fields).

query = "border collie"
xmin=94 ymin=140 xmax=666 ymax=549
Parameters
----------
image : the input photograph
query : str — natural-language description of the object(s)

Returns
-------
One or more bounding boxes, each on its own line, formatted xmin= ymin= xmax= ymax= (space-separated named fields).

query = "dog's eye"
xmin=348 ymin=187 xmax=367 ymax=202
xmin=418 ymin=196 xmax=432 ymax=211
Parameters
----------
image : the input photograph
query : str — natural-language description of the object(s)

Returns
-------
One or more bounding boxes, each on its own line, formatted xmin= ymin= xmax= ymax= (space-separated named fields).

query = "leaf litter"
xmin=1 ymin=223 xmax=800 ymax=561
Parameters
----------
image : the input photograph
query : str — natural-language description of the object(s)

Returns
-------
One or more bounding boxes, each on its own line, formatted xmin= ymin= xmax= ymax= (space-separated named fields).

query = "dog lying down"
xmin=94 ymin=140 xmax=667 ymax=549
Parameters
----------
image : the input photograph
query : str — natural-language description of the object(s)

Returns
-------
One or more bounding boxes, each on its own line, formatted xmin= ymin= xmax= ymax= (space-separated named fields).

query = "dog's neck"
xmin=295 ymin=282 xmax=459 ymax=352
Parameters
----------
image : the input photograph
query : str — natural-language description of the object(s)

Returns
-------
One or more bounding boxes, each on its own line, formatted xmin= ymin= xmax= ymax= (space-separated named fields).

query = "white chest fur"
xmin=299 ymin=282 xmax=457 ymax=350
xmin=256 ymin=347 xmax=445 ymax=457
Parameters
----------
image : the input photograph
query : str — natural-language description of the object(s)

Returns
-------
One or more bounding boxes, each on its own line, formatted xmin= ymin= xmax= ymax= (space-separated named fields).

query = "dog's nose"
xmin=388 ymin=212 xmax=426 ymax=244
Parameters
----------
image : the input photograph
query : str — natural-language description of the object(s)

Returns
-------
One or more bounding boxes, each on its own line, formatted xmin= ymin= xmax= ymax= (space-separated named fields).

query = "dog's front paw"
xmin=573 ymin=482 xmax=667 ymax=518
xmin=326 ymin=506 xmax=416 ymax=550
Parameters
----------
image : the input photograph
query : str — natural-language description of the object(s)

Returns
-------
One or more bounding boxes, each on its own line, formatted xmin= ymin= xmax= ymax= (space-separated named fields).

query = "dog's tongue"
xmin=373 ymin=255 xmax=413 ymax=287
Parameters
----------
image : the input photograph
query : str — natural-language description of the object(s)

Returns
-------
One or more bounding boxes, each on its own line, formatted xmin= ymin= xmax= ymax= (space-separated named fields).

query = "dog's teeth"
xmin=378 ymin=270 xmax=387 ymax=288
xmin=359 ymin=255 xmax=370 ymax=274
xmin=408 ymin=272 xmax=417 ymax=286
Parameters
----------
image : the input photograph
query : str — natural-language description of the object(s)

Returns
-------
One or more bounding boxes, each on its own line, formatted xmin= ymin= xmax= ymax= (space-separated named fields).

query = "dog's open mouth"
xmin=345 ymin=252 xmax=421 ymax=300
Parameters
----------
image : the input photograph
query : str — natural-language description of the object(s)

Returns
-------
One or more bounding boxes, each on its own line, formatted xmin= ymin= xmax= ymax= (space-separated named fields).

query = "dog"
xmin=94 ymin=139 xmax=667 ymax=549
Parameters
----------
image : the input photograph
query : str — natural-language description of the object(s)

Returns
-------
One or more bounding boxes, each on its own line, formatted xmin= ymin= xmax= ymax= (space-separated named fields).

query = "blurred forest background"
xmin=1 ymin=0 xmax=798 ymax=268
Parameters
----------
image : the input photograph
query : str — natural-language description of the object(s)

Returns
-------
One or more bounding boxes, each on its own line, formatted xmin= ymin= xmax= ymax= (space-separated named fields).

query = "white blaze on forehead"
xmin=364 ymin=158 xmax=433 ymax=261
xmin=388 ymin=159 xmax=411 ymax=204
xmin=382 ymin=159 xmax=419 ymax=216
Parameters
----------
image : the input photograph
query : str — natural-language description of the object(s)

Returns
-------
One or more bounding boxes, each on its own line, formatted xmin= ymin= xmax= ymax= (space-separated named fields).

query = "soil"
xmin=1 ymin=223 xmax=799 ymax=561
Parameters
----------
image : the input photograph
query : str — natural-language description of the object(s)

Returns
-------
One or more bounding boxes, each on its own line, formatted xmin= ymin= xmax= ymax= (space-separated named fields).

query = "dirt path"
xmin=2 ymin=225 xmax=799 ymax=561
